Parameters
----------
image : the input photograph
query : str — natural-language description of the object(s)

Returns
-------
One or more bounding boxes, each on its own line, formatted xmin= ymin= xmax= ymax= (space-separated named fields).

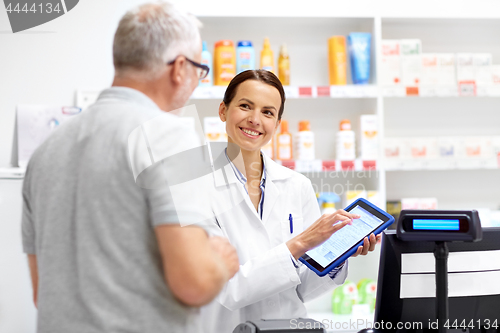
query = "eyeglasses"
xmin=167 ymin=56 xmax=210 ymax=80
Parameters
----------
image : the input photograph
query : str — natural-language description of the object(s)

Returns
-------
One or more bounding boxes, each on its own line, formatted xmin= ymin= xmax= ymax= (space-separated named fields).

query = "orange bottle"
xmin=214 ymin=40 xmax=236 ymax=86
xmin=261 ymin=136 xmax=274 ymax=159
xmin=328 ymin=36 xmax=347 ymax=85
xmin=278 ymin=44 xmax=290 ymax=85
xmin=277 ymin=120 xmax=293 ymax=160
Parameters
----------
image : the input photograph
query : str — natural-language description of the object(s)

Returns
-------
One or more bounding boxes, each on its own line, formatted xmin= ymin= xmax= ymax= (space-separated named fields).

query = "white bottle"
xmin=295 ymin=120 xmax=315 ymax=160
xmin=336 ymin=119 xmax=356 ymax=161
xmin=360 ymin=115 xmax=379 ymax=161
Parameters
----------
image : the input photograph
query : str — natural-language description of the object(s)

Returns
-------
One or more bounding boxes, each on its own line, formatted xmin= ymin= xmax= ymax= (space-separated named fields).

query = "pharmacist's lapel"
xmin=261 ymin=154 xmax=293 ymax=225
xmin=213 ymin=162 xmax=239 ymax=188
xmin=212 ymin=147 xmax=239 ymax=188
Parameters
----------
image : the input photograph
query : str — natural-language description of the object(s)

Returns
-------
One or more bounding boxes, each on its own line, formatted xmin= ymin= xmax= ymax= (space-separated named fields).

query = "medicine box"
xmin=456 ymin=53 xmax=475 ymax=83
xmin=400 ymin=39 xmax=422 ymax=86
xmin=401 ymin=198 xmax=438 ymax=210
xmin=474 ymin=53 xmax=493 ymax=85
xmin=204 ymin=117 xmax=227 ymax=142
xmin=421 ymin=54 xmax=439 ymax=86
xmin=409 ymin=137 xmax=437 ymax=159
xmin=380 ymin=40 xmax=401 ymax=86
xmin=438 ymin=54 xmax=457 ymax=86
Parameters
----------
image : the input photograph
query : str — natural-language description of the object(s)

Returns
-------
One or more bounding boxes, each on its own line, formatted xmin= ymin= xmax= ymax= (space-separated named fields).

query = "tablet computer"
xmin=299 ymin=198 xmax=395 ymax=276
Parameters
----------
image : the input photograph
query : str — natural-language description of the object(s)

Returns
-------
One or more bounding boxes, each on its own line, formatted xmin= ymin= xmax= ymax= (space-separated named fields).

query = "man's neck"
xmin=112 ymin=76 xmax=170 ymax=111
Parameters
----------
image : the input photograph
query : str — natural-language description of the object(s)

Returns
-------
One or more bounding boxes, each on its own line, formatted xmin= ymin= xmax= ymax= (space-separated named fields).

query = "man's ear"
xmin=218 ymin=102 xmax=227 ymax=122
xmin=170 ymin=57 xmax=186 ymax=85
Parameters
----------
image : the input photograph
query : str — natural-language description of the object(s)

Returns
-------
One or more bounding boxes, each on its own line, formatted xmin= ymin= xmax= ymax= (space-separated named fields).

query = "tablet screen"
xmin=304 ymin=204 xmax=386 ymax=269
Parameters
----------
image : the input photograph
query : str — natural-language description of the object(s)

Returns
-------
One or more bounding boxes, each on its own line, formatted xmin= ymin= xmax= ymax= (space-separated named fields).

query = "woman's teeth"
xmin=241 ymin=128 xmax=260 ymax=136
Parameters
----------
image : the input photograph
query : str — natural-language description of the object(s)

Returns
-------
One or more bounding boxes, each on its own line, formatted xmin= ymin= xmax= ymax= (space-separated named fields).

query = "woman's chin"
xmin=229 ymin=135 xmax=268 ymax=153
xmin=237 ymin=143 xmax=263 ymax=153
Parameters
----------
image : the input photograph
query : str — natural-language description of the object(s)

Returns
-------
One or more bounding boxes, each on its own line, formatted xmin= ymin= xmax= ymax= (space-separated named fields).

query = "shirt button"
xmin=268 ymin=301 xmax=275 ymax=307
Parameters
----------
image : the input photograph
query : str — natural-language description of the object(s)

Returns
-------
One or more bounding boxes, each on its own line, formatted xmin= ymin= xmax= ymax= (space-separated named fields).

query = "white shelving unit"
xmin=190 ymin=13 xmax=500 ymax=208
xmin=381 ymin=17 xmax=500 ymax=213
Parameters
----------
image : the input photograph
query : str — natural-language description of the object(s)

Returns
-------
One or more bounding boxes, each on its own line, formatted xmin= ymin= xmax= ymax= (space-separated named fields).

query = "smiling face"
xmin=219 ymin=80 xmax=281 ymax=153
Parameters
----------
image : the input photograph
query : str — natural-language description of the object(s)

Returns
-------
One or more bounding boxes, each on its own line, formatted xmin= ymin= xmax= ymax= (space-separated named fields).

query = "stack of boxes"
xmin=380 ymin=39 xmax=500 ymax=96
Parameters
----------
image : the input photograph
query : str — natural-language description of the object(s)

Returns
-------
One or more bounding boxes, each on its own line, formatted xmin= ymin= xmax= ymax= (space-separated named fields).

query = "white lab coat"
xmin=200 ymin=152 xmax=348 ymax=333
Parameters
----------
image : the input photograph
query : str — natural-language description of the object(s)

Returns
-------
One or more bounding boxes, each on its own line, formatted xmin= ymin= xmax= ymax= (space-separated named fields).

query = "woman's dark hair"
xmin=222 ymin=69 xmax=286 ymax=120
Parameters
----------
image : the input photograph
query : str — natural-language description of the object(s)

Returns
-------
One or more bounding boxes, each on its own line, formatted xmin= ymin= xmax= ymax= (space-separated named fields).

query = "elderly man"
xmin=21 ymin=2 xmax=238 ymax=333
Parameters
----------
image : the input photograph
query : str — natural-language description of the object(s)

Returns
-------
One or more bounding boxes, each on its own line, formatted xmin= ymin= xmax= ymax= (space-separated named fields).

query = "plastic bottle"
xmin=278 ymin=43 xmax=290 ymax=85
xmin=261 ymin=136 xmax=274 ymax=159
xmin=199 ymin=41 xmax=213 ymax=87
xmin=277 ymin=120 xmax=292 ymax=160
xmin=236 ymin=40 xmax=255 ymax=74
xmin=260 ymin=37 xmax=274 ymax=73
xmin=318 ymin=192 xmax=340 ymax=214
xmin=332 ymin=280 xmax=358 ymax=314
xmin=214 ymin=40 xmax=236 ymax=86
xmin=295 ymin=120 xmax=315 ymax=160
xmin=328 ymin=36 xmax=347 ymax=85
xmin=357 ymin=278 xmax=377 ymax=313
xmin=336 ymin=119 xmax=356 ymax=161
xmin=348 ymin=33 xmax=372 ymax=84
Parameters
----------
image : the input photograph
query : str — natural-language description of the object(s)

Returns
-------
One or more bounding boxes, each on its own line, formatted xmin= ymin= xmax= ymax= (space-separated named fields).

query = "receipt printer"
xmin=232 ymin=318 xmax=326 ymax=333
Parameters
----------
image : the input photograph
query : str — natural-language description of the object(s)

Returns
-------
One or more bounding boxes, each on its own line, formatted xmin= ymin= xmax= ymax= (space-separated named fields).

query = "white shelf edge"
xmin=0 ymin=167 xmax=26 ymax=179
xmin=191 ymin=85 xmax=379 ymax=99
xmin=190 ymin=85 xmax=500 ymax=100
xmin=386 ymin=167 xmax=500 ymax=172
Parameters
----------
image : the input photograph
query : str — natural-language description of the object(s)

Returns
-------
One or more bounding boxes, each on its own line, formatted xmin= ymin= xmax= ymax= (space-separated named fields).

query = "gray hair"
xmin=113 ymin=1 xmax=202 ymax=78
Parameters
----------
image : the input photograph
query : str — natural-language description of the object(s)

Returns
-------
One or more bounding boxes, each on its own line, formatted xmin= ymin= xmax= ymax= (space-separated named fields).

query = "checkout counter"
xmin=232 ymin=211 xmax=500 ymax=333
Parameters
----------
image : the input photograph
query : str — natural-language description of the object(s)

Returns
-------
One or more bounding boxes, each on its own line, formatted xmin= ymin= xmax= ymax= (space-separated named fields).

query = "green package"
xmin=332 ymin=280 xmax=358 ymax=314
xmin=357 ymin=278 xmax=377 ymax=312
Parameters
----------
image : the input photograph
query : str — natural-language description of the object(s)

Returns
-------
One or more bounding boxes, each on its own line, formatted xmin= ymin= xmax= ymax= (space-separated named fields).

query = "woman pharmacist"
xmin=200 ymin=70 xmax=381 ymax=333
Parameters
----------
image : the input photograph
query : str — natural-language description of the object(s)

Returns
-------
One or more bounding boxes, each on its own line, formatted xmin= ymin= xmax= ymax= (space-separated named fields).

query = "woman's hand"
xmin=286 ymin=210 xmax=360 ymax=260
xmin=350 ymin=233 xmax=382 ymax=257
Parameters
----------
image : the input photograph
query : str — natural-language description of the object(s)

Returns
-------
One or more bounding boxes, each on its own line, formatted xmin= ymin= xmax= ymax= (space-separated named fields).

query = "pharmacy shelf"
xmin=385 ymin=159 xmax=500 ymax=171
xmin=386 ymin=169 xmax=500 ymax=210
xmin=382 ymin=85 xmax=500 ymax=97
xmin=191 ymin=85 xmax=500 ymax=99
xmin=380 ymin=18 xmax=500 ymax=98
xmin=197 ymin=16 xmax=377 ymax=86
xmin=191 ymin=85 xmax=379 ymax=99
xmin=381 ymin=18 xmax=500 ymax=57
xmin=278 ymin=159 xmax=377 ymax=173
xmin=190 ymin=98 xmax=378 ymax=162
